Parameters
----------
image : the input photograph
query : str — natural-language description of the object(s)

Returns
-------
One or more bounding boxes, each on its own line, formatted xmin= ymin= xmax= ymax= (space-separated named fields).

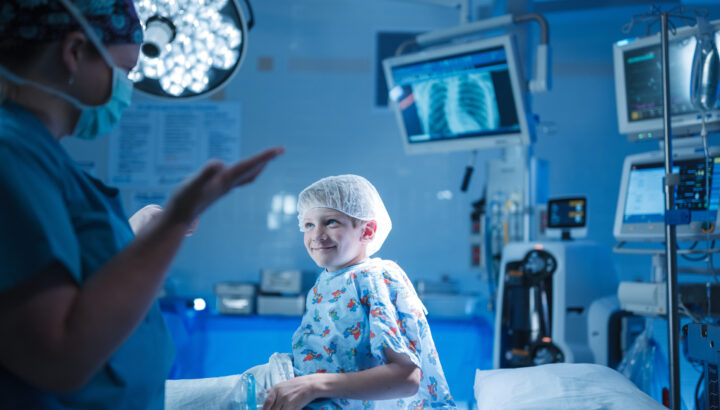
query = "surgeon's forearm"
xmin=310 ymin=361 xmax=421 ymax=401
xmin=61 ymin=214 xmax=188 ymax=372
xmin=0 ymin=213 xmax=189 ymax=393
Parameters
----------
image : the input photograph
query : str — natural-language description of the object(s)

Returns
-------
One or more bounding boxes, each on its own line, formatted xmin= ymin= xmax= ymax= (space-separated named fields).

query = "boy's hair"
xmin=297 ymin=175 xmax=391 ymax=257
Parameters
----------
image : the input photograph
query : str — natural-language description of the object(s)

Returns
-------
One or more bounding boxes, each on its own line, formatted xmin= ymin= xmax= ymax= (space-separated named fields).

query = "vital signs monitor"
xmin=614 ymin=148 xmax=720 ymax=242
xmin=613 ymin=20 xmax=720 ymax=141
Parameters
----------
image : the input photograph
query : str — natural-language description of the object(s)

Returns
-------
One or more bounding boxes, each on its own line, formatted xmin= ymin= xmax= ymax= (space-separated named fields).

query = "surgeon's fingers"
xmin=165 ymin=160 xmax=225 ymax=225
xmin=189 ymin=160 xmax=226 ymax=192
xmin=231 ymin=161 xmax=268 ymax=187
xmin=223 ymin=146 xmax=284 ymax=187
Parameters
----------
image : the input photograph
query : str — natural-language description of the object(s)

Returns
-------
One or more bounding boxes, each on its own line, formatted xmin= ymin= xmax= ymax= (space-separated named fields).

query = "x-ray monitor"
xmin=613 ymin=20 xmax=720 ymax=141
xmin=383 ymin=35 xmax=531 ymax=154
xmin=614 ymin=149 xmax=720 ymax=242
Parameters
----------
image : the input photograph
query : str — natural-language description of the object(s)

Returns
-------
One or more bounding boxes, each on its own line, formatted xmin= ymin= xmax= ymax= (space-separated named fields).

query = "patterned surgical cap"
xmin=0 ymin=0 xmax=143 ymax=45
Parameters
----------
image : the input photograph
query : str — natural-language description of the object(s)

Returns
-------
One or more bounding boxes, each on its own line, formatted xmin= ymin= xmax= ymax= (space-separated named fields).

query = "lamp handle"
xmin=243 ymin=0 xmax=255 ymax=30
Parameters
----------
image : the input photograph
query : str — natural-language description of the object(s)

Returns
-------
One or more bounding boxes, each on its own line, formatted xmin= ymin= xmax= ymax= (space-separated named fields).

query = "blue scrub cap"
xmin=0 ymin=0 xmax=143 ymax=45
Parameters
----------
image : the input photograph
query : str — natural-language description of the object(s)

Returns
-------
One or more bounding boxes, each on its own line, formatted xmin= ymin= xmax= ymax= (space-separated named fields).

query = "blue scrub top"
xmin=0 ymin=102 xmax=175 ymax=409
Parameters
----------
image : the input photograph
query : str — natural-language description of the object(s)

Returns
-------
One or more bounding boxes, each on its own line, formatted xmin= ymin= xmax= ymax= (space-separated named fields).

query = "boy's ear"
xmin=361 ymin=220 xmax=377 ymax=242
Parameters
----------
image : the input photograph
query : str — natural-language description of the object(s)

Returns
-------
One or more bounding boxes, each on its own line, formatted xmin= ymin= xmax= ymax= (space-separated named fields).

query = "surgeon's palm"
xmin=166 ymin=147 xmax=284 ymax=227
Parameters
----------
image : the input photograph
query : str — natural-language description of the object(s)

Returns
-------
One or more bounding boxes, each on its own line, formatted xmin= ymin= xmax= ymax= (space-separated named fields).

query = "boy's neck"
xmin=326 ymin=256 xmax=370 ymax=272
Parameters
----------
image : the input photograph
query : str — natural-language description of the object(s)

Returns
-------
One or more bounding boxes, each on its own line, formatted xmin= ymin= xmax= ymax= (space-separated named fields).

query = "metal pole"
xmin=660 ymin=13 xmax=681 ymax=410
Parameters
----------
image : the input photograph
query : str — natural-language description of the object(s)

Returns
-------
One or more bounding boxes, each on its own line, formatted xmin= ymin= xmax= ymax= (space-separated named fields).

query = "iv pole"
xmin=659 ymin=12 xmax=681 ymax=410
xmin=623 ymin=7 xmax=710 ymax=407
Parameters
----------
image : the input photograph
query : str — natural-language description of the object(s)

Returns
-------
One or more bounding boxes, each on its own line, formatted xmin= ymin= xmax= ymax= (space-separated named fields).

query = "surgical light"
xmin=130 ymin=0 xmax=253 ymax=99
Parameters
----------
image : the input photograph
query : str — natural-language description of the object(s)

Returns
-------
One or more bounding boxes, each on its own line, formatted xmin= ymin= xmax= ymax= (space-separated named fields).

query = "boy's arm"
xmin=262 ymin=348 xmax=421 ymax=410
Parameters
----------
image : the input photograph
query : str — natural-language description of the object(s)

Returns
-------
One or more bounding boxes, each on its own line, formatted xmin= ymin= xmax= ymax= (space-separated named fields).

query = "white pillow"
xmin=473 ymin=363 xmax=665 ymax=410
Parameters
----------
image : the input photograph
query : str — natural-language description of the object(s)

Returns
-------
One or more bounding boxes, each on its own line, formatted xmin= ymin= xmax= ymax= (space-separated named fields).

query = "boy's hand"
xmin=164 ymin=147 xmax=284 ymax=229
xmin=262 ymin=374 xmax=320 ymax=410
xmin=129 ymin=204 xmax=164 ymax=234
xmin=128 ymin=204 xmax=199 ymax=236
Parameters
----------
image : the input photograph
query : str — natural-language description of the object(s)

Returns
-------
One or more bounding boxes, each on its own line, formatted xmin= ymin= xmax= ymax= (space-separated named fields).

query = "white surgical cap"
xmin=297 ymin=174 xmax=391 ymax=257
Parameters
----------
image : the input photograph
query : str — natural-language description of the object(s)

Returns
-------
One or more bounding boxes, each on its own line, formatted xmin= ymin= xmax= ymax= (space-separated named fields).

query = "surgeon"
xmin=0 ymin=0 xmax=283 ymax=408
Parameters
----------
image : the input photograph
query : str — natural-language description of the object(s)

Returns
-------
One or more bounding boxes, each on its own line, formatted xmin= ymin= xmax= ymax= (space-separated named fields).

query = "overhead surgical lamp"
xmin=130 ymin=0 xmax=253 ymax=99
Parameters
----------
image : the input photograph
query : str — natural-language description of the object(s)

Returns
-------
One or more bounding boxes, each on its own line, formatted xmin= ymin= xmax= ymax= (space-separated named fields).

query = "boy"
xmin=262 ymin=175 xmax=455 ymax=410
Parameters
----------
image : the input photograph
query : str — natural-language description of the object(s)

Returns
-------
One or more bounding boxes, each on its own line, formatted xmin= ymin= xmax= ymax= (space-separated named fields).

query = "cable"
xmin=679 ymin=241 xmax=700 ymax=250
xmin=682 ymin=252 xmax=709 ymax=262
xmin=679 ymin=241 xmax=705 ymax=261
xmin=695 ymin=369 xmax=704 ymax=410
xmin=679 ymin=302 xmax=702 ymax=323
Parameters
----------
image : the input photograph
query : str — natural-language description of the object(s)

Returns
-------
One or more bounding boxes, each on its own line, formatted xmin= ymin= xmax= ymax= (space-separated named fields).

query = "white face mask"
xmin=0 ymin=0 xmax=135 ymax=139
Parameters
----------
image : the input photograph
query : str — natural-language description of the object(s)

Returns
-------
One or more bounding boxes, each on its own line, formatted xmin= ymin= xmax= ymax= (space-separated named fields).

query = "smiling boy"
xmin=262 ymin=175 xmax=455 ymax=410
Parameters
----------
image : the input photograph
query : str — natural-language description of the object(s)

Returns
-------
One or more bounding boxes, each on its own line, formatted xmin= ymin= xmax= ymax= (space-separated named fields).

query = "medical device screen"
xmin=614 ymin=27 xmax=720 ymax=140
xmin=548 ymin=197 xmax=587 ymax=228
xmin=623 ymin=157 xmax=720 ymax=224
xmin=624 ymin=40 xmax=699 ymax=124
xmin=383 ymin=36 xmax=529 ymax=154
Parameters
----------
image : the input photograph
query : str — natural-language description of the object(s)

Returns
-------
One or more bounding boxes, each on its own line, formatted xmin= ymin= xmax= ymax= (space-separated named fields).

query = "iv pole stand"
xmin=660 ymin=12 xmax=681 ymax=410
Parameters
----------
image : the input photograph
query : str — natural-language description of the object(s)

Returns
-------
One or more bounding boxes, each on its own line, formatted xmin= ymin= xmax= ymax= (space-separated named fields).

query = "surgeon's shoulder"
xmin=0 ymin=135 xmax=66 ymax=187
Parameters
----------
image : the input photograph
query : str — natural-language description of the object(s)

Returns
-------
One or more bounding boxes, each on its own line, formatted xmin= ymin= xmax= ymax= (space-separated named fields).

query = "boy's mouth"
xmin=313 ymin=245 xmax=336 ymax=252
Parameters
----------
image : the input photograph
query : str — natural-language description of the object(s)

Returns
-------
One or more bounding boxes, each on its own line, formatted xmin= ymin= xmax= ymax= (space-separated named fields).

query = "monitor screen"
xmin=383 ymin=35 xmax=531 ymax=154
xmin=613 ymin=21 xmax=720 ymax=141
xmin=614 ymin=149 xmax=720 ymax=241
xmin=548 ymin=197 xmax=587 ymax=228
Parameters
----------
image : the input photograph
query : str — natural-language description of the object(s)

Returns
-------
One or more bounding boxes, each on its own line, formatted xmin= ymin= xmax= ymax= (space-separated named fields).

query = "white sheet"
xmin=165 ymin=352 xmax=293 ymax=409
xmin=473 ymin=363 xmax=665 ymax=410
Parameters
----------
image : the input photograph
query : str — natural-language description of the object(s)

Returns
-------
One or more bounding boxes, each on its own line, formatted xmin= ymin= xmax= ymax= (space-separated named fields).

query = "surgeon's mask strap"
xmin=0 ymin=64 xmax=89 ymax=109
xmin=56 ymin=0 xmax=118 ymax=69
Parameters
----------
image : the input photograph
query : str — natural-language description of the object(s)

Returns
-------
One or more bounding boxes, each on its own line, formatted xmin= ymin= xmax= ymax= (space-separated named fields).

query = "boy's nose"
xmin=312 ymin=229 xmax=328 ymax=241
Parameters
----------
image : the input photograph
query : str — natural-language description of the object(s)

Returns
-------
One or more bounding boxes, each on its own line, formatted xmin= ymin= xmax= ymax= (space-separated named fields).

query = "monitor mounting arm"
xmin=411 ymin=13 xmax=551 ymax=94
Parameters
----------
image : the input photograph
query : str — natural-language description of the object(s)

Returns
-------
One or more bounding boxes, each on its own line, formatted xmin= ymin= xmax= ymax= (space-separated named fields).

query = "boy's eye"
xmin=304 ymin=222 xmax=314 ymax=229
xmin=327 ymin=219 xmax=339 ymax=226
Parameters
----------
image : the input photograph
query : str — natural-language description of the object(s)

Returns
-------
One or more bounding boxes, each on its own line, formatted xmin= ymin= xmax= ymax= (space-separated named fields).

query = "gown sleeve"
xmin=362 ymin=262 xmax=427 ymax=369
xmin=0 ymin=141 xmax=80 ymax=292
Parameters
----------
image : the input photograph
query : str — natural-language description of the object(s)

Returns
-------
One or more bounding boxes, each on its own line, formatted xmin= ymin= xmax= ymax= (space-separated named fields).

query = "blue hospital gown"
xmin=291 ymin=258 xmax=456 ymax=409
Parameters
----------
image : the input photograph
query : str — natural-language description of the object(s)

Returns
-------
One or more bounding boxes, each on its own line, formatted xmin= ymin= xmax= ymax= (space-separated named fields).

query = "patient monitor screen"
xmin=548 ymin=198 xmax=587 ymax=228
xmin=389 ymin=46 xmax=521 ymax=146
xmin=623 ymin=157 xmax=720 ymax=224
xmin=623 ymin=39 xmax=698 ymax=124
xmin=615 ymin=29 xmax=720 ymax=139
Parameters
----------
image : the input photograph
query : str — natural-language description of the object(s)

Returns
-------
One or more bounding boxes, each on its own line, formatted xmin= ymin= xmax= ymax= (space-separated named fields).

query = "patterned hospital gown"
xmin=291 ymin=258 xmax=456 ymax=409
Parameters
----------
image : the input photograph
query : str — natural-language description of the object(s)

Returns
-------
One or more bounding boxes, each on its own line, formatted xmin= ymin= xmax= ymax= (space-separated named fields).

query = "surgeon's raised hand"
xmin=164 ymin=147 xmax=284 ymax=228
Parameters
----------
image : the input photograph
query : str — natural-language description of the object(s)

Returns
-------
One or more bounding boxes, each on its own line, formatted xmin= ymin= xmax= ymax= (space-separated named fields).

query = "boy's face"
xmin=302 ymin=207 xmax=373 ymax=272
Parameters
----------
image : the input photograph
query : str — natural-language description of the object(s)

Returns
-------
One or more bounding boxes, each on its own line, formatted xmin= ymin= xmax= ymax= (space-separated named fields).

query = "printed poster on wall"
xmin=108 ymin=102 xmax=242 ymax=187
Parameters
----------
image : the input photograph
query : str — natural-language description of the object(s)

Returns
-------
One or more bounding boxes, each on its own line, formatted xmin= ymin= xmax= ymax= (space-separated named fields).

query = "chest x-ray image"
xmin=413 ymin=72 xmax=500 ymax=137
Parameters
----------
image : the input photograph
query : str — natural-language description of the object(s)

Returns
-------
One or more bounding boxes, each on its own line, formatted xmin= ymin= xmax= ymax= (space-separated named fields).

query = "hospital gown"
xmin=291 ymin=258 xmax=456 ymax=409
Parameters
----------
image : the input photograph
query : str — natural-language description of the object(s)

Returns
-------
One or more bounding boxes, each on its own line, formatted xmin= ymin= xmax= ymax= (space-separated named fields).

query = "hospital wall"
xmin=59 ymin=1 xmax=720 ymax=311
xmin=62 ymin=0 xmax=720 ymax=373
xmin=65 ymin=0 xmax=494 ymax=299
xmin=63 ymin=0 xmax=718 ymax=297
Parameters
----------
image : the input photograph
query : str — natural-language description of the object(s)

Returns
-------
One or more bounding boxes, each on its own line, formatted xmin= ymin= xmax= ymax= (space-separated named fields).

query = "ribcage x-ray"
xmin=414 ymin=72 xmax=500 ymax=137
